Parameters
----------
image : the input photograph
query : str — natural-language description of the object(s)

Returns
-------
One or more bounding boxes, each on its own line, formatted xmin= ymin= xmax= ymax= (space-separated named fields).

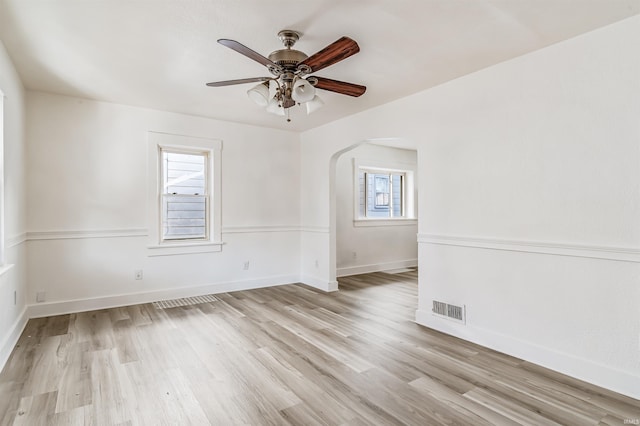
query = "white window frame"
xmin=353 ymin=158 xmax=417 ymax=227
xmin=0 ymin=90 xmax=14 ymax=277
xmin=147 ymin=132 xmax=222 ymax=256
xmin=0 ymin=91 xmax=5 ymax=268
xmin=160 ymin=147 xmax=209 ymax=242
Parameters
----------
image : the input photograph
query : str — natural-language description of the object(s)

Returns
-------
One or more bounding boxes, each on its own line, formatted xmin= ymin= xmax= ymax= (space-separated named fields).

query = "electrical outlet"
xmin=36 ymin=291 xmax=46 ymax=303
xmin=243 ymin=261 xmax=250 ymax=270
xmin=315 ymin=259 xmax=319 ymax=268
xmin=134 ymin=270 xmax=143 ymax=280
xmin=352 ymin=251 xmax=357 ymax=259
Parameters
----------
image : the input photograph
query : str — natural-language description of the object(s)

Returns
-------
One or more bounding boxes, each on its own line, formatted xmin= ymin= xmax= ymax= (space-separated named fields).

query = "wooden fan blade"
xmin=313 ymin=77 xmax=366 ymax=97
xmin=206 ymin=77 xmax=270 ymax=87
xmin=299 ymin=36 xmax=360 ymax=73
xmin=218 ymin=39 xmax=279 ymax=69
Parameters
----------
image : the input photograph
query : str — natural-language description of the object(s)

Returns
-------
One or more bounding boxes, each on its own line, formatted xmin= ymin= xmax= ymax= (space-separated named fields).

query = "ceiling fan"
xmin=206 ymin=30 xmax=366 ymax=122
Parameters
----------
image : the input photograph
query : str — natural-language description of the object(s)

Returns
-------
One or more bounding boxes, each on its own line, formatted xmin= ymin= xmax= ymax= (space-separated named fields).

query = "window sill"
xmin=353 ymin=219 xmax=417 ymax=227
xmin=147 ymin=241 xmax=224 ymax=257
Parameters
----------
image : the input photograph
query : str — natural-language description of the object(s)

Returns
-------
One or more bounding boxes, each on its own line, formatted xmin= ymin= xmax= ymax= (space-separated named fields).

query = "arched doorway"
xmin=328 ymin=138 xmax=418 ymax=288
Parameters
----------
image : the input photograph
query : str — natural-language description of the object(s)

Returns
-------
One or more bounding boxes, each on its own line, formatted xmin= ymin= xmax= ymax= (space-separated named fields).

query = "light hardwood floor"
xmin=1 ymin=270 xmax=638 ymax=425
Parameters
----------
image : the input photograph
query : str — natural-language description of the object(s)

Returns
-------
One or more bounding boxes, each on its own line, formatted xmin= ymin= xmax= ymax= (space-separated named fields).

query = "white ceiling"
xmin=1 ymin=0 xmax=638 ymax=132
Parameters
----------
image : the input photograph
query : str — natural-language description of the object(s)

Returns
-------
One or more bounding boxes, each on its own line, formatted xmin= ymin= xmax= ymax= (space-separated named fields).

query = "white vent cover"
xmin=153 ymin=294 xmax=219 ymax=309
xmin=432 ymin=300 xmax=466 ymax=324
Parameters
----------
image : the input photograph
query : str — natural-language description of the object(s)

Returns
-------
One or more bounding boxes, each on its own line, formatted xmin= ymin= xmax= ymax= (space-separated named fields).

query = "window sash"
xmin=360 ymin=169 xmax=406 ymax=219
xmin=160 ymin=148 xmax=209 ymax=242
xmin=161 ymin=194 xmax=209 ymax=240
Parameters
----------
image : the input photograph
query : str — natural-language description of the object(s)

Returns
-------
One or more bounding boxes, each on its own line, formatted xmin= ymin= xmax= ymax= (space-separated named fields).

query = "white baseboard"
xmin=0 ymin=306 xmax=28 ymax=373
xmin=300 ymin=275 xmax=339 ymax=292
xmin=415 ymin=308 xmax=640 ymax=400
xmin=27 ymin=275 xmax=300 ymax=318
xmin=337 ymin=259 xmax=418 ymax=277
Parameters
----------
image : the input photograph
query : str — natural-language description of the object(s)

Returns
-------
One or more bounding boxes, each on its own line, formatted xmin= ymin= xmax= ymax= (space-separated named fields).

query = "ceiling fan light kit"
xmin=266 ymin=96 xmax=286 ymax=116
xmin=207 ymin=29 xmax=366 ymax=122
xmin=306 ymin=95 xmax=324 ymax=115
xmin=291 ymin=78 xmax=316 ymax=103
xmin=247 ymin=81 xmax=270 ymax=107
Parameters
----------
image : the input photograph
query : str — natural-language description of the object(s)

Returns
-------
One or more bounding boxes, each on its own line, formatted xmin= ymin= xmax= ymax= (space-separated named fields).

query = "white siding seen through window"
xmin=359 ymin=170 xmax=405 ymax=218
xmin=162 ymin=150 xmax=208 ymax=240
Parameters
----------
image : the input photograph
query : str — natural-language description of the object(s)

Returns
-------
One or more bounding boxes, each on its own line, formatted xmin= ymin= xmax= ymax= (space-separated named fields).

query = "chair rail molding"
xmin=27 ymin=228 xmax=149 ymax=241
xmin=26 ymin=225 xmax=318 ymax=241
xmin=7 ymin=232 xmax=27 ymax=248
xmin=417 ymin=233 xmax=640 ymax=263
xmin=300 ymin=226 xmax=331 ymax=234
xmin=221 ymin=225 xmax=301 ymax=234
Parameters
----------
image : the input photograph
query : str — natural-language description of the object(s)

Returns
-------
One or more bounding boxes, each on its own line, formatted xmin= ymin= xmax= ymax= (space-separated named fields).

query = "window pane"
xmin=358 ymin=168 xmax=408 ymax=220
xmin=366 ymin=173 xmax=390 ymax=218
xmin=374 ymin=175 xmax=390 ymax=207
xmin=161 ymin=150 xmax=208 ymax=241
xmin=163 ymin=152 xmax=205 ymax=195
xmin=163 ymin=195 xmax=207 ymax=239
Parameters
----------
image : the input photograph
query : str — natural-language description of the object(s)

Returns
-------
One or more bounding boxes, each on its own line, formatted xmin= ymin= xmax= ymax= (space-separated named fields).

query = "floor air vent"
xmin=153 ymin=294 xmax=219 ymax=309
xmin=432 ymin=300 xmax=466 ymax=324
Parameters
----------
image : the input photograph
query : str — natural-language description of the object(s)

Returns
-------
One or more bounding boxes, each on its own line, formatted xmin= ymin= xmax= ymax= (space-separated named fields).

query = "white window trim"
xmin=354 ymin=218 xmax=418 ymax=227
xmin=0 ymin=90 xmax=7 ymax=269
xmin=147 ymin=132 xmax=223 ymax=256
xmin=353 ymin=158 xmax=417 ymax=226
xmin=0 ymin=91 xmax=17 ymax=276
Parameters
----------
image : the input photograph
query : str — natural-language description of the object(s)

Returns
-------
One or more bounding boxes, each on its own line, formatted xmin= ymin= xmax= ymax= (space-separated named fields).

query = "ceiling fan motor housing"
xmin=267 ymin=30 xmax=309 ymax=75
xmin=268 ymin=49 xmax=308 ymax=70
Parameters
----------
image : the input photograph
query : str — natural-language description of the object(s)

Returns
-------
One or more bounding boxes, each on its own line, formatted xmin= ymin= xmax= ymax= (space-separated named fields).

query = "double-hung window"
xmin=147 ymin=132 xmax=222 ymax=255
xmin=161 ymin=149 xmax=208 ymax=241
xmin=353 ymin=158 xmax=416 ymax=226
xmin=360 ymin=170 xmax=405 ymax=218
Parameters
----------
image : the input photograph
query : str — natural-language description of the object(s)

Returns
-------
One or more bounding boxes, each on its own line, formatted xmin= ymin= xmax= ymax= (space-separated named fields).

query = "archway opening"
xmin=329 ymin=138 xmax=419 ymax=289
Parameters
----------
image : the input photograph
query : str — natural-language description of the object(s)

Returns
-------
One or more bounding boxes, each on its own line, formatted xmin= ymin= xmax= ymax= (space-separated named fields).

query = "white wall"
xmin=335 ymin=143 xmax=417 ymax=276
xmin=0 ymin=41 xmax=28 ymax=369
xmin=26 ymin=92 xmax=303 ymax=316
xmin=300 ymin=15 xmax=640 ymax=398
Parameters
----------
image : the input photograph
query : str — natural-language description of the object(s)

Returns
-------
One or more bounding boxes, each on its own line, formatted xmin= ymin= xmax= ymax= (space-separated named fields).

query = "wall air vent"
xmin=432 ymin=300 xmax=466 ymax=324
xmin=432 ymin=300 xmax=448 ymax=316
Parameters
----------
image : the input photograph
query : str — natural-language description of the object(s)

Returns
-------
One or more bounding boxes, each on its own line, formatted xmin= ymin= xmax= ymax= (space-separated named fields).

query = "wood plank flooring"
xmin=1 ymin=270 xmax=638 ymax=425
